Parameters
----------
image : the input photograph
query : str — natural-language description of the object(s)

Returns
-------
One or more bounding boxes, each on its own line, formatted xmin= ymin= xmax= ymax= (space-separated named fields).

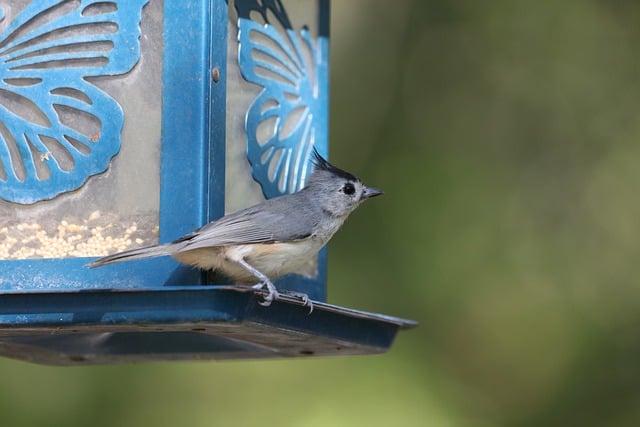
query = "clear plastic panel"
xmin=226 ymin=1 xmax=264 ymax=214
xmin=0 ymin=0 xmax=163 ymax=259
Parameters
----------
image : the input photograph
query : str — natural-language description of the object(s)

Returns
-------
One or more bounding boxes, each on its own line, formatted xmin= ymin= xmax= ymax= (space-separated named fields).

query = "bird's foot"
xmin=252 ymin=280 xmax=279 ymax=306
xmin=250 ymin=280 xmax=313 ymax=313
xmin=280 ymin=290 xmax=314 ymax=314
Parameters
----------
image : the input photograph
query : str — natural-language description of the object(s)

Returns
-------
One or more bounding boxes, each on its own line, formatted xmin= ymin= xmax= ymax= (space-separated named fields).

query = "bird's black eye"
xmin=343 ymin=182 xmax=356 ymax=195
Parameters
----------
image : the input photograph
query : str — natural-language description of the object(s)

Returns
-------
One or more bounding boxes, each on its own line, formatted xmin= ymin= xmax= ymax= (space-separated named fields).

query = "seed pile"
xmin=0 ymin=210 xmax=159 ymax=260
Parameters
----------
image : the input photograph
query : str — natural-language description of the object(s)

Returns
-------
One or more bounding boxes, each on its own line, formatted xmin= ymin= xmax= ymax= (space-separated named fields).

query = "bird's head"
xmin=305 ymin=149 xmax=383 ymax=218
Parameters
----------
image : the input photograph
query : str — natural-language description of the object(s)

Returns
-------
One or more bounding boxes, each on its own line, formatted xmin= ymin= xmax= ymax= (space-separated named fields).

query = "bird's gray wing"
xmin=173 ymin=194 xmax=318 ymax=251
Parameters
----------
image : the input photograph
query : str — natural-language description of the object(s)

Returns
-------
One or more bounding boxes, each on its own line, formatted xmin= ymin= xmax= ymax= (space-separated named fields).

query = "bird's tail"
xmin=85 ymin=243 xmax=174 ymax=268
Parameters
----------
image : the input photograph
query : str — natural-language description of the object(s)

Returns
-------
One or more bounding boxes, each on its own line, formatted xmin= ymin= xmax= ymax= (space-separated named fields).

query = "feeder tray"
xmin=0 ymin=286 xmax=416 ymax=365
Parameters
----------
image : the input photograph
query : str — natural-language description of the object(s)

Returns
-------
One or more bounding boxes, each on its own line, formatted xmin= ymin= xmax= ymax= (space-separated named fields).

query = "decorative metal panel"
xmin=236 ymin=0 xmax=329 ymax=199
xmin=0 ymin=0 xmax=148 ymax=204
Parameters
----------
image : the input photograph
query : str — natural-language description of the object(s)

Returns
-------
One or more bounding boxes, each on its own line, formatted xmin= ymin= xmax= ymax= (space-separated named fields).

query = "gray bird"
xmin=87 ymin=149 xmax=383 ymax=307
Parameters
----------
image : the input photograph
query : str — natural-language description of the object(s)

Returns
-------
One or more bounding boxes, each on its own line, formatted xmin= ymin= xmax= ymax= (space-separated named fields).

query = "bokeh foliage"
xmin=2 ymin=1 xmax=640 ymax=426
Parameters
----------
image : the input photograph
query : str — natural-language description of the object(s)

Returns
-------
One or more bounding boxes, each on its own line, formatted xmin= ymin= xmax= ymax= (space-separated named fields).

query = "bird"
xmin=86 ymin=149 xmax=383 ymax=308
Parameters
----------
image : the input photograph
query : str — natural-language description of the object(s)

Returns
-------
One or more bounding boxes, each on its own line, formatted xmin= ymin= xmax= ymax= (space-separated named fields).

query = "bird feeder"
xmin=0 ymin=0 xmax=415 ymax=365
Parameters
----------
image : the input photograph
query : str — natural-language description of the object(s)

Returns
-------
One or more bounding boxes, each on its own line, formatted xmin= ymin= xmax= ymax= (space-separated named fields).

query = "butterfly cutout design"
xmin=237 ymin=0 xmax=329 ymax=199
xmin=0 ymin=0 xmax=148 ymax=204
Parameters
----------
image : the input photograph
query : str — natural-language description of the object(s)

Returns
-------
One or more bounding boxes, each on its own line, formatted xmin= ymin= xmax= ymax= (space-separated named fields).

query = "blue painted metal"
xmin=236 ymin=0 xmax=330 ymax=199
xmin=160 ymin=0 xmax=220 ymax=286
xmin=0 ymin=0 xmax=148 ymax=204
xmin=0 ymin=287 xmax=417 ymax=364
xmin=0 ymin=258 xmax=181 ymax=293
xmin=207 ymin=0 xmax=228 ymax=224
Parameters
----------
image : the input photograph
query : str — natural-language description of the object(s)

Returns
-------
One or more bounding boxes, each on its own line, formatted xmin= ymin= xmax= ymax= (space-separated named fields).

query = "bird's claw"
xmin=252 ymin=281 xmax=279 ymax=307
xmin=281 ymin=290 xmax=314 ymax=314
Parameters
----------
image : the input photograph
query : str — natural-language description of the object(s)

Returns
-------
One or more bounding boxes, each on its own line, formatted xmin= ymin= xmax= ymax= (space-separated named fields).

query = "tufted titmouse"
xmin=87 ymin=149 xmax=383 ymax=308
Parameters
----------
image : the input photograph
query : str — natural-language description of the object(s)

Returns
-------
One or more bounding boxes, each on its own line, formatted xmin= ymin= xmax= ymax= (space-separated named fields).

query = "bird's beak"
xmin=362 ymin=186 xmax=384 ymax=199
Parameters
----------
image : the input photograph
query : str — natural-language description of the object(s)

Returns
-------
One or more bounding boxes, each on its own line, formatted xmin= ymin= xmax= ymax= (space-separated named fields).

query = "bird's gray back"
xmin=172 ymin=190 xmax=321 ymax=252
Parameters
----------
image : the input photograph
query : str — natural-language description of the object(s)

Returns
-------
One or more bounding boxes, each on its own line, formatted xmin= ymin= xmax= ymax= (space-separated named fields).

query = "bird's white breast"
xmin=173 ymin=235 xmax=327 ymax=284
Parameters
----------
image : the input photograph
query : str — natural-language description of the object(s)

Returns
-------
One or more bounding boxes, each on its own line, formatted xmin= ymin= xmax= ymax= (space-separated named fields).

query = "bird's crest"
xmin=311 ymin=148 xmax=358 ymax=182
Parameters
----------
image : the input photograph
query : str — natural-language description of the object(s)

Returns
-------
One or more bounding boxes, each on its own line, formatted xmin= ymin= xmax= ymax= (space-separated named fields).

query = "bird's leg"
xmin=236 ymin=258 xmax=279 ymax=306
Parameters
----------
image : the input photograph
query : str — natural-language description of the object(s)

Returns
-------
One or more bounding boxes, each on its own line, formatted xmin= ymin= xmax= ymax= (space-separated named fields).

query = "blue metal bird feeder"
xmin=0 ymin=0 xmax=415 ymax=365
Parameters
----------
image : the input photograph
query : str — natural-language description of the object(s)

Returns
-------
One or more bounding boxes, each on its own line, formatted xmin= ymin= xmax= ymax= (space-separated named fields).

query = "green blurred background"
xmin=3 ymin=0 xmax=640 ymax=425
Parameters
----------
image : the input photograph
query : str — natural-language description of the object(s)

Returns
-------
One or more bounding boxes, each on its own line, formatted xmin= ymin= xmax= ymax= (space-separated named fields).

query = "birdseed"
xmin=0 ymin=210 xmax=158 ymax=260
